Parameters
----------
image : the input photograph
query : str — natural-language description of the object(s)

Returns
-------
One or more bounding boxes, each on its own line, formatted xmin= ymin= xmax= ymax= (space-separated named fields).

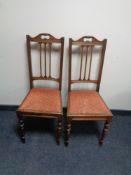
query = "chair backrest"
xmin=68 ymin=36 xmax=107 ymax=92
xmin=26 ymin=33 xmax=64 ymax=90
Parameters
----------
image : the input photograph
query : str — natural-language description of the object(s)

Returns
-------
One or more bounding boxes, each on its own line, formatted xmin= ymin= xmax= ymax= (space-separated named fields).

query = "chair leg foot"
xmin=65 ymin=118 xmax=71 ymax=146
xmin=18 ymin=116 xmax=25 ymax=143
xmin=99 ymin=120 xmax=110 ymax=146
xmin=56 ymin=117 xmax=62 ymax=145
xmin=21 ymin=137 xmax=25 ymax=143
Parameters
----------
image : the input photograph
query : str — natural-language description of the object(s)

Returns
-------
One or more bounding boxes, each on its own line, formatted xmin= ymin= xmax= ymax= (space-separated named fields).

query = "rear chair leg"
xmin=99 ymin=120 xmax=110 ymax=145
xmin=56 ymin=117 xmax=62 ymax=144
xmin=17 ymin=114 xmax=25 ymax=143
xmin=65 ymin=118 xmax=71 ymax=146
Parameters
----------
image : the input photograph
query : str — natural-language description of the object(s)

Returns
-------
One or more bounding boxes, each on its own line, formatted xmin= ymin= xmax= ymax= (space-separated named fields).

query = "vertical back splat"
xmin=84 ymin=46 xmax=89 ymax=80
xmin=39 ymin=42 xmax=42 ymax=77
xmin=79 ymin=46 xmax=84 ymax=80
xmin=88 ymin=46 xmax=93 ymax=80
xmin=44 ymin=43 xmax=47 ymax=78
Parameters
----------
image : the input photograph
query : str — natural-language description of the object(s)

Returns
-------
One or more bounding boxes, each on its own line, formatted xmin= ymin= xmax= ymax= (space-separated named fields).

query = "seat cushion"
xmin=67 ymin=91 xmax=112 ymax=117
xmin=18 ymin=88 xmax=62 ymax=114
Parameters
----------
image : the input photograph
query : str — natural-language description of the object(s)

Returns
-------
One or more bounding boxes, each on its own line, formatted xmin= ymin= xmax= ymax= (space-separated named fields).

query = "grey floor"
xmin=0 ymin=110 xmax=131 ymax=175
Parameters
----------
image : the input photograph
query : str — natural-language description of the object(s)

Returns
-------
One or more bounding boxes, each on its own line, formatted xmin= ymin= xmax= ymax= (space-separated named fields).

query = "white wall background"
xmin=0 ymin=0 xmax=131 ymax=110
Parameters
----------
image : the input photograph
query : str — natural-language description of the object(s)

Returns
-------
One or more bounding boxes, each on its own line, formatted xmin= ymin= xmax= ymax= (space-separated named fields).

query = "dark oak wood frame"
xmin=65 ymin=36 xmax=113 ymax=146
xmin=16 ymin=33 xmax=64 ymax=144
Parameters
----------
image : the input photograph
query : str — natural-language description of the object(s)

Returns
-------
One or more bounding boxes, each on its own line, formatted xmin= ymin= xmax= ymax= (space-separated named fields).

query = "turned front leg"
xmin=56 ymin=117 xmax=62 ymax=144
xmin=18 ymin=115 xmax=25 ymax=143
xmin=65 ymin=118 xmax=71 ymax=146
xmin=99 ymin=120 xmax=110 ymax=145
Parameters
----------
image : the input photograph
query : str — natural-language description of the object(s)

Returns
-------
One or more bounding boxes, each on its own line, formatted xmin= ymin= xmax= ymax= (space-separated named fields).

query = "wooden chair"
xmin=16 ymin=33 xmax=64 ymax=144
xmin=65 ymin=36 xmax=112 ymax=146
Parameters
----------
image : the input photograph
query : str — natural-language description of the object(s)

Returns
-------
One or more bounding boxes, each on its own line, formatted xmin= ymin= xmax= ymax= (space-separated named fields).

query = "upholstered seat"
xmin=18 ymin=88 xmax=62 ymax=115
xmin=67 ymin=91 xmax=112 ymax=117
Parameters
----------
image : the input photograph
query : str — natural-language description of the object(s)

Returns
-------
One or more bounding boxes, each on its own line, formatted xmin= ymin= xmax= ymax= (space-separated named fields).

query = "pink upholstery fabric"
xmin=18 ymin=88 xmax=62 ymax=114
xmin=67 ymin=91 xmax=112 ymax=116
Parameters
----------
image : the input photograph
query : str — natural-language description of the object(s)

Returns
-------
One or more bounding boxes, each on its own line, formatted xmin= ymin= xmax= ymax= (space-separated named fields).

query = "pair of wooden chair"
xmin=16 ymin=33 xmax=112 ymax=146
